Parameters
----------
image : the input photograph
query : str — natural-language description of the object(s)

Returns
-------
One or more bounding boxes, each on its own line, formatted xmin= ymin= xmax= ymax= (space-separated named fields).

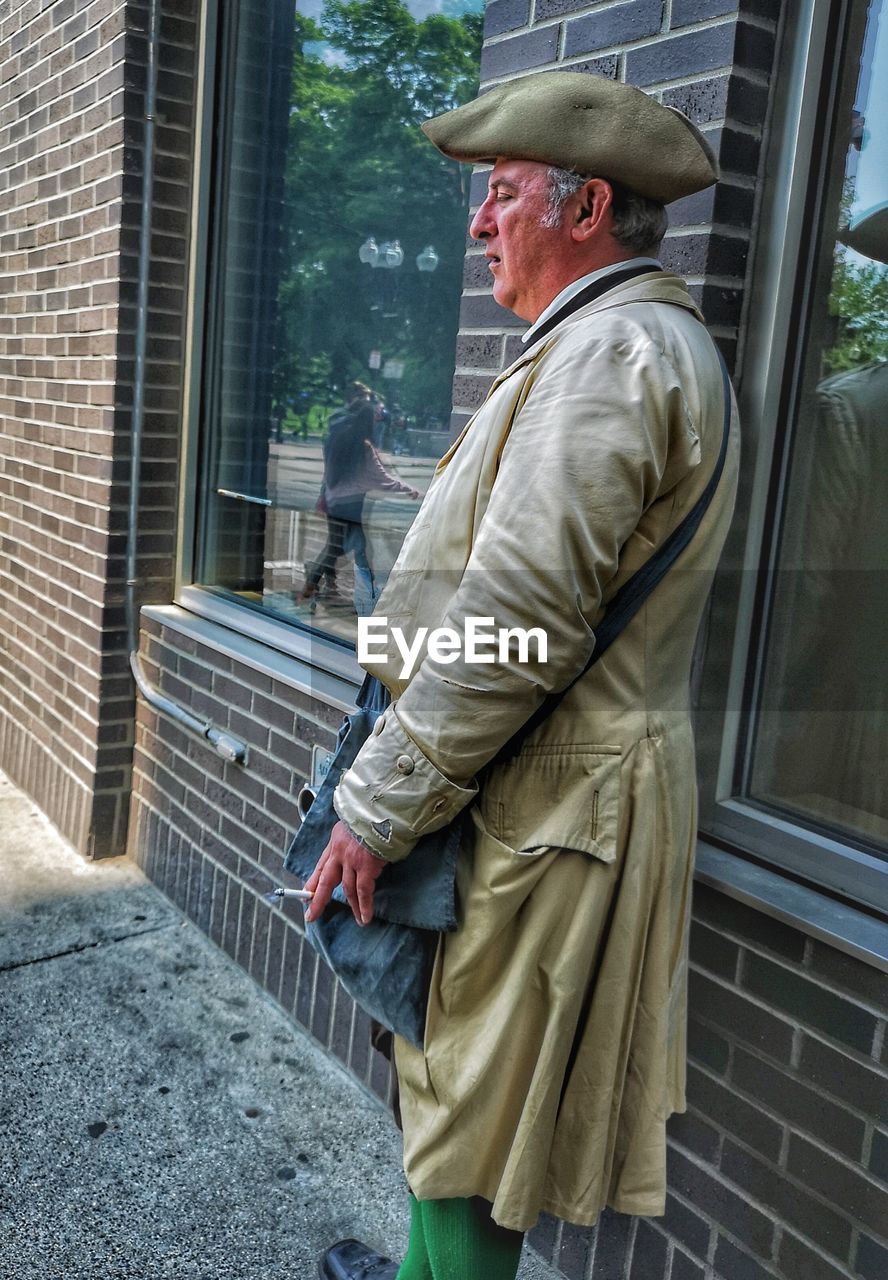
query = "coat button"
xmin=396 ymin=754 xmax=414 ymax=775
xmin=373 ymin=714 xmax=386 ymax=736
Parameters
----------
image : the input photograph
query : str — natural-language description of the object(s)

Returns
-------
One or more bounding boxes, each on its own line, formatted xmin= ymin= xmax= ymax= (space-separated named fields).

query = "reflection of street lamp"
xmin=416 ymin=244 xmax=439 ymax=272
xmin=359 ymin=237 xmax=440 ymax=367
xmin=380 ymin=240 xmax=404 ymax=268
xmin=359 ymin=237 xmax=379 ymax=266
xmin=358 ymin=238 xmax=437 ymax=271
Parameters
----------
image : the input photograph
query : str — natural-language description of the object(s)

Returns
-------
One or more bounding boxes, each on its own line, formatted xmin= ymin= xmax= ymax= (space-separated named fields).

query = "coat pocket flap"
xmin=485 ymin=746 xmax=623 ymax=864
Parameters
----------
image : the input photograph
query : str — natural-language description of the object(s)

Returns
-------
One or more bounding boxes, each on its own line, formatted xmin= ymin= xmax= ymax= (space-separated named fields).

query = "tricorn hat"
xmin=422 ymin=70 xmax=719 ymax=204
xmin=840 ymin=201 xmax=888 ymax=266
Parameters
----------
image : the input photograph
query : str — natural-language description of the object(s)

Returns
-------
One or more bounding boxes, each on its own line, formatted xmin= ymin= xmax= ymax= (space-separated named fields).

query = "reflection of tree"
xmin=826 ymin=251 xmax=888 ymax=371
xmin=826 ymin=179 xmax=888 ymax=373
xmin=274 ymin=0 xmax=482 ymax=425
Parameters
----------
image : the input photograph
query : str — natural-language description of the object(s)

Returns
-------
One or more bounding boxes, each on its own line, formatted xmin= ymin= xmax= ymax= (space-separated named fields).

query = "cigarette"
xmin=265 ymin=887 xmax=314 ymax=902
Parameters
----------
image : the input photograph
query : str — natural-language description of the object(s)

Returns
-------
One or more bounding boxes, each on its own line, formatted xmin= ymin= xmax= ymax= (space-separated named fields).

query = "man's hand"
xmin=303 ymin=820 xmax=386 ymax=926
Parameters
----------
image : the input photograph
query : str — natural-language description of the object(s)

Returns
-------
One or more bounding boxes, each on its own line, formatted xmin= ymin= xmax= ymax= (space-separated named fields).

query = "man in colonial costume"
xmin=305 ymin=69 xmax=740 ymax=1280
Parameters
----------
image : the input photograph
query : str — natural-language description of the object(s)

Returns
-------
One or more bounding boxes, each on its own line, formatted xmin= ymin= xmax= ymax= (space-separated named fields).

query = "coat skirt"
xmin=395 ymin=725 xmax=695 ymax=1231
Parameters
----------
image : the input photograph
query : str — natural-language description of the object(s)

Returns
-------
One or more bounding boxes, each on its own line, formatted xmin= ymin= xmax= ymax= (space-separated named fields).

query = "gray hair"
xmin=541 ymin=165 xmax=668 ymax=255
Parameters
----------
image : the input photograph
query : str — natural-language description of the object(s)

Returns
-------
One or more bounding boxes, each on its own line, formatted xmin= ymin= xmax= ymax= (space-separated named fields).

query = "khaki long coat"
xmin=334 ymin=271 xmax=740 ymax=1231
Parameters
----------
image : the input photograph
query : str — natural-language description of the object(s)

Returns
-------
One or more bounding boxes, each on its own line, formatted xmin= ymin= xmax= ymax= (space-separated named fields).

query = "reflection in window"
xmin=749 ymin=0 xmax=888 ymax=850
xmin=197 ymin=0 xmax=483 ymax=643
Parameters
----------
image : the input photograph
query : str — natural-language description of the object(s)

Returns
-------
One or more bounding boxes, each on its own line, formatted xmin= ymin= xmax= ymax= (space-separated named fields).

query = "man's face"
xmin=469 ymin=158 xmax=570 ymax=322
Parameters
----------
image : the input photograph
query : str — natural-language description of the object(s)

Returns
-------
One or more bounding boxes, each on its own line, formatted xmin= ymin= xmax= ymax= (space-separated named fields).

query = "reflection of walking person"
xmin=301 ymin=400 xmax=419 ymax=614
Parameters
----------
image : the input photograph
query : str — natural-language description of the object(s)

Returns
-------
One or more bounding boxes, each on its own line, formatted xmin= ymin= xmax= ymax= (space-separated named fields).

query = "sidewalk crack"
xmin=0 ymin=922 xmax=178 ymax=973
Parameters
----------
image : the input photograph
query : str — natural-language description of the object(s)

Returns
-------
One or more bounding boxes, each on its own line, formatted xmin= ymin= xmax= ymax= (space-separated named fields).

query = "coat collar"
xmin=521 ymin=258 xmax=663 ymax=346
xmin=434 ymin=272 xmax=705 ymax=474
xmin=490 ymin=271 xmax=704 ymax=391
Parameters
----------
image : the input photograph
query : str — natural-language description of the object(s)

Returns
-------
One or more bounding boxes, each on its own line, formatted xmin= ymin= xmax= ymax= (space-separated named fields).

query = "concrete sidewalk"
xmin=0 ymin=771 xmax=558 ymax=1280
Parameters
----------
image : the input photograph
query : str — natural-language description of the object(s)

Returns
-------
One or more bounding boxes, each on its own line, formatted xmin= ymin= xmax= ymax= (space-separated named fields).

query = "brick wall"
xmin=452 ymin=0 xmax=775 ymax=436
xmin=130 ymin=611 xmax=399 ymax=1108
xmin=0 ymin=0 xmax=197 ymax=856
xmin=131 ymin=609 xmax=888 ymax=1280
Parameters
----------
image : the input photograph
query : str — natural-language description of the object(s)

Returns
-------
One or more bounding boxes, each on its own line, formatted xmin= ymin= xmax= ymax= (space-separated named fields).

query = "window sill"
xmin=695 ymin=840 xmax=888 ymax=974
xmin=177 ymin=585 xmax=365 ymax=688
xmin=143 ymin=601 xmax=362 ymax=713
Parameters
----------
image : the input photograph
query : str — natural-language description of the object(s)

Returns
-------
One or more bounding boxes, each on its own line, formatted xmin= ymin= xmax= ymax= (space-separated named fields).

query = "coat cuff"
xmin=332 ymin=703 xmax=478 ymax=862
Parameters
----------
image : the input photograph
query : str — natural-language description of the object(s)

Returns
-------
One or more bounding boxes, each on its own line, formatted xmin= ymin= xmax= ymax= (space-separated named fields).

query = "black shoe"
xmin=317 ymin=1238 xmax=400 ymax=1280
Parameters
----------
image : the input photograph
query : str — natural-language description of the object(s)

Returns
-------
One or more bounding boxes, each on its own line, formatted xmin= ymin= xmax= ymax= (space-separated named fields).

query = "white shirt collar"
xmin=521 ymin=257 xmax=663 ymax=345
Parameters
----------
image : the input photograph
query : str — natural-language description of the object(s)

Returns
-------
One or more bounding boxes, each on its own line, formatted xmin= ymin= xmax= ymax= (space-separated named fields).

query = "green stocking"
xmin=418 ymin=1196 xmax=524 ymax=1280
xmin=396 ymin=1193 xmax=434 ymax=1280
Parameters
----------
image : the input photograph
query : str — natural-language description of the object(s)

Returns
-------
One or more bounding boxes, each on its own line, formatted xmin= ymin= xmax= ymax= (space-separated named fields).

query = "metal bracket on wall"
xmin=130 ymin=653 xmax=248 ymax=765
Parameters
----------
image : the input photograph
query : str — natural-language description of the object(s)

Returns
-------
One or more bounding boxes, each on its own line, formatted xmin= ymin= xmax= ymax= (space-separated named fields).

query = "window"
xmin=699 ymin=0 xmax=888 ymax=911
xmin=192 ymin=0 xmax=483 ymax=649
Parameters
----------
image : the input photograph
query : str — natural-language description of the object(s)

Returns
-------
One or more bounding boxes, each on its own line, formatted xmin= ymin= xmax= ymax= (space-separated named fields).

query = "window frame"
xmin=176 ymin=0 xmax=365 ymax=691
xmin=696 ymin=0 xmax=888 ymax=915
xmin=177 ymin=0 xmax=480 ymax=689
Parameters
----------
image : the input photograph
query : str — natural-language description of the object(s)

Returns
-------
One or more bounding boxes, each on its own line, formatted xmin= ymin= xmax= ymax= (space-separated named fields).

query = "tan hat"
xmin=840 ymin=202 xmax=888 ymax=266
xmin=421 ymin=70 xmax=719 ymax=204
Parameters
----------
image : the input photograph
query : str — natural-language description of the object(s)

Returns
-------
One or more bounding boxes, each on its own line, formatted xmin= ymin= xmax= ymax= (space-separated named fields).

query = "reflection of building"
xmin=1 ymin=2 xmax=887 ymax=1279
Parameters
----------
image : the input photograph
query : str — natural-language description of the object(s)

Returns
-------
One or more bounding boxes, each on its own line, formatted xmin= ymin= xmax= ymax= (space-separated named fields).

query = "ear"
xmin=569 ymin=178 xmax=613 ymax=243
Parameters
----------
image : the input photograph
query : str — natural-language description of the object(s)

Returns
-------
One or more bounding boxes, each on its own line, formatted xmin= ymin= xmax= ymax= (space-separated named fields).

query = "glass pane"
xmin=749 ymin=0 xmax=888 ymax=850
xmin=196 ymin=0 xmax=483 ymax=644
